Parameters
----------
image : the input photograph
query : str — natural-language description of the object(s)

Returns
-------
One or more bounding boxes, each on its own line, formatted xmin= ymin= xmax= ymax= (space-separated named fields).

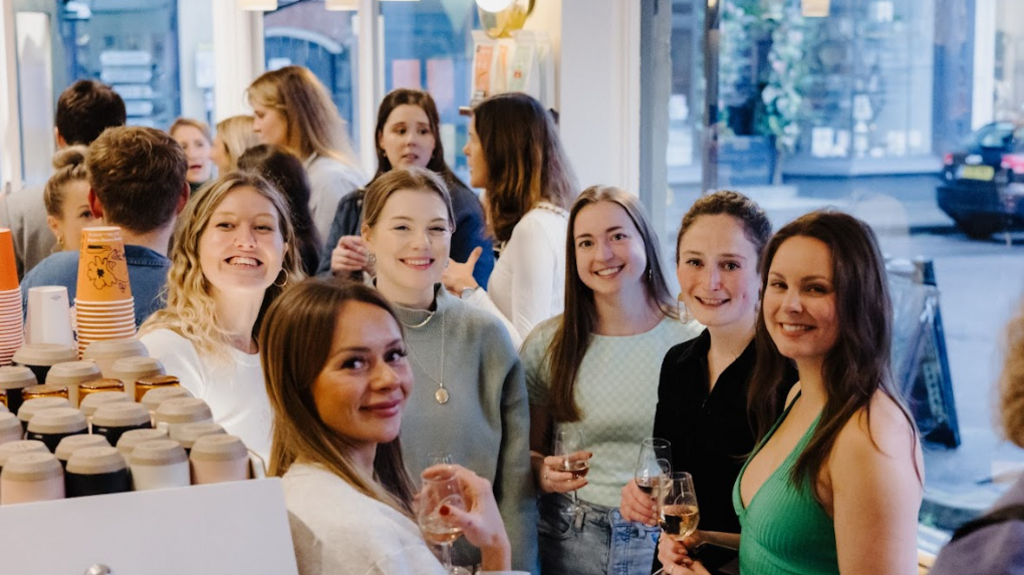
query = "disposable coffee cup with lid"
xmin=154 ymin=397 xmax=213 ymax=435
xmin=92 ymin=402 xmax=152 ymax=447
xmin=173 ymin=421 xmax=225 ymax=452
xmin=26 ymin=407 xmax=88 ymax=453
xmin=0 ymin=452 xmax=65 ymax=505
xmin=141 ymin=386 xmax=194 ymax=415
xmin=46 ymin=360 xmax=102 ymax=407
xmin=12 ymin=343 xmax=77 ymax=387
xmin=82 ymin=338 xmax=147 ymax=379
xmin=133 ymin=374 xmax=180 ymax=403
xmin=0 ymin=412 xmax=22 ymax=445
xmin=55 ymin=434 xmax=110 ymax=468
xmin=116 ymin=428 xmax=168 ymax=459
xmin=0 ymin=366 xmax=37 ymax=415
xmin=17 ymin=397 xmax=71 ymax=432
xmin=0 ymin=440 xmax=48 ymax=470
xmin=108 ymin=356 xmax=164 ymax=400
xmin=190 ymin=434 xmax=250 ymax=484
xmin=79 ymin=391 xmax=131 ymax=419
xmin=130 ymin=439 xmax=190 ymax=491
xmin=77 ymin=379 xmax=125 ymax=406
xmin=65 ymin=446 xmax=129 ymax=498
xmin=21 ymin=384 xmax=69 ymax=402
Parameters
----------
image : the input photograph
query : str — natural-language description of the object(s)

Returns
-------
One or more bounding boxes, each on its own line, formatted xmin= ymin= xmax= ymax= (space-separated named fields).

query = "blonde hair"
xmin=246 ymin=66 xmax=358 ymax=168
xmin=260 ymin=279 xmax=415 ymax=516
xmin=169 ymin=117 xmax=212 ymax=142
xmin=1001 ymin=302 xmax=1024 ymax=446
xmin=215 ymin=115 xmax=259 ymax=172
xmin=141 ymin=172 xmax=304 ymax=357
xmin=43 ymin=146 xmax=89 ymax=217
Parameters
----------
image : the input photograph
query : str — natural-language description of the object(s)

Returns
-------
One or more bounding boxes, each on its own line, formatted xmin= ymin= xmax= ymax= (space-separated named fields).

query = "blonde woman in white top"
xmin=443 ymin=93 xmax=577 ymax=349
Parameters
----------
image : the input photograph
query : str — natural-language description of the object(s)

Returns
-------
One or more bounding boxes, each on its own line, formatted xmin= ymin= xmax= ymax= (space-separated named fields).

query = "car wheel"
xmin=956 ymin=217 xmax=999 ymax=239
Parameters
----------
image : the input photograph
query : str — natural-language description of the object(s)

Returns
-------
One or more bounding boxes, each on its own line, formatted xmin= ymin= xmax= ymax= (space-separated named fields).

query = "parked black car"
xmin=937 ymin=122 xmax=1024 ymax=238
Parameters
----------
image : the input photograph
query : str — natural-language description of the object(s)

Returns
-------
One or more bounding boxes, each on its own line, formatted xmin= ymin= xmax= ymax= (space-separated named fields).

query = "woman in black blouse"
xmin=620 ymin=191 xmax=779 ymax=572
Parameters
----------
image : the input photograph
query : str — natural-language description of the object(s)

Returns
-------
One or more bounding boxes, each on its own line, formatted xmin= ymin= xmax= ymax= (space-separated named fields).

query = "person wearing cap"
xmin=20 ymin=126 xmax=189 ymax=326
xmin=0 ymin=79 xmax=126 ymax=278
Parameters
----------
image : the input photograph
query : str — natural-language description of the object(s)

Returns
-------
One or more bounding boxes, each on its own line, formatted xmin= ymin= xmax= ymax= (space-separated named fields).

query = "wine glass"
xmin=634 ymin=437 xmax=672 ymax=495
xmin=418 ymin=465 xmax=466 ymax=574
xmin=553 ymin=427 xmax=588 ymax=517
xmin=658 ymin=471 xmax=700 ymax=544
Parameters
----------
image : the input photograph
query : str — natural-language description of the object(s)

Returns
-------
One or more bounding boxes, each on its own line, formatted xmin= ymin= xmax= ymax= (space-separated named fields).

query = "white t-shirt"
xmin=465 ymin=204 xmax=567 ymax=349
xmin=140 ymin=328 xmax=272 ymax=461
xmin=282 ymin=463 xmax=529 ymax=575
xmin=304 ymin=153 xmax=365 ymax=241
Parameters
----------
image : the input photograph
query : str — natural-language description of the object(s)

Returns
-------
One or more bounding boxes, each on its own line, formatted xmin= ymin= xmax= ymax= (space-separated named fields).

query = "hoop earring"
xmin=367 ymin=253 xmax=377 ymax=267
xmin=677 ymin=294 xmax=693 ymax=324
xmin=273 ymin=271 xmax=288 ymax=288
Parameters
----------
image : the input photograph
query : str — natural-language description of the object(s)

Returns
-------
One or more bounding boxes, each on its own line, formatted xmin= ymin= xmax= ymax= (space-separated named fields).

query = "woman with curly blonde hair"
xmin=140 ymin=172 xmax=304 ymax=460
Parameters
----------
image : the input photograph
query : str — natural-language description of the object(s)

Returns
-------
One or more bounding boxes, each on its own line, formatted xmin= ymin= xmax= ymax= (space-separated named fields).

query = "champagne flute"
xmin=634 ymin=437 xmax=672 ymax=495
xmin=418 ymin=465 xmax=466 ymax=574
xmin=553 ymin=427 xmax=588 ymax=518
xmin=658 ymin=471 xmax=700 ymax=543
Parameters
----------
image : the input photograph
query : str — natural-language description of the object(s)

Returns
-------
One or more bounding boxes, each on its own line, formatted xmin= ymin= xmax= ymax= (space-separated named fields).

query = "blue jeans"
xmin=538 ymin=493 xmax=659 ymax=575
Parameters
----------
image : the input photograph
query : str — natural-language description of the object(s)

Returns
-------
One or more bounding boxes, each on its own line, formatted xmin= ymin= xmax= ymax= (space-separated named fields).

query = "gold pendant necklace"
xmin=401 ymin=307 xmax=448 ymax=404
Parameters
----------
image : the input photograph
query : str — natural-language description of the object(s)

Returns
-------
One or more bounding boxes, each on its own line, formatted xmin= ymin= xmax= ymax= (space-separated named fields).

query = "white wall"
xmin=211 ymin=1 xmax=265 ymax=121
xmin=557 ymin=0 xmax=641 ymax=192
xmin=973 ymin=0 xmax=996 ymax=128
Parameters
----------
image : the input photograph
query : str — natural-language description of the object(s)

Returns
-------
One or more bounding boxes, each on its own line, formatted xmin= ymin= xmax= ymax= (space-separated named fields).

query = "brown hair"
xmin=215 ymin=115 xmax=259 ymax=172
xmin=247 ymin=66 xmax=358 ymax=168
xmin=472 ymin=92 xmax=577 ymax=243
xmin=260 ymin=279 xmax=415 ymax=514
xmin=169 ymin=117 xmax=212 ymax=142
xmin=542 ymin=186 xmax=677 ymax=422
xmin=55 ymin=80 xmax=126 ymax=145
xmin=373 ymin=89 xmax=462 ymax=188
xmin=86 ymin=126 xmax=187 ymax=233
xmin=361 ymin=167 xmax=455 ymax=232
xmin=1001 ymin=302 xmax=1024 ymax=447
xmin=141 ymin=172 xmax=304 ymax=357
xmin=748 ymin=210 xmax=918 ymax=496
xmin=676 ymin=190 xmax=773 ymax=264
xmin=43 ymin=146 xmax=89 ymax=217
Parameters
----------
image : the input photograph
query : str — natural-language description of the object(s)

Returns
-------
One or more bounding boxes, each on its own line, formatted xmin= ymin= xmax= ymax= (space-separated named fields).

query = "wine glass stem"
xmin=441 ymin=542 xmax=453 ymax=572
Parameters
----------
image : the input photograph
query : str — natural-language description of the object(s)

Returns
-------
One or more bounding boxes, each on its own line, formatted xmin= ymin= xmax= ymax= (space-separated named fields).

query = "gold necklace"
xmin=401 ymin=307 xmax=448 ymax=404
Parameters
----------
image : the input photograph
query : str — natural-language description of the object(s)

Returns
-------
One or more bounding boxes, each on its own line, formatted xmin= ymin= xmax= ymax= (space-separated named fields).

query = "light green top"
xmin=522 ymin=315 xmax=701 ymax=507
xmin=733 ymin=395 xmax=839 ymax=575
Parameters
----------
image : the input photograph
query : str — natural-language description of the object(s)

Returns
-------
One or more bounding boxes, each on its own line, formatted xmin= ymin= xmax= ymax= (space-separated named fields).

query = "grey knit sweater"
xmin=393 ymin=285 xmax=539 ymax=574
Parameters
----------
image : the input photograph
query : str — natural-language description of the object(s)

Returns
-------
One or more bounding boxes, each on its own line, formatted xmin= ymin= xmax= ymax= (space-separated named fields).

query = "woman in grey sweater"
xmin=359 ymin=167 xmax=538 ymax=574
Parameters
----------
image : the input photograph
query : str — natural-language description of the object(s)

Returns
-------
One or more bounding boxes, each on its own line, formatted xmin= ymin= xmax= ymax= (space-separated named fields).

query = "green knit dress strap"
xmin=731 ymin=394 xmax=839 ymax=575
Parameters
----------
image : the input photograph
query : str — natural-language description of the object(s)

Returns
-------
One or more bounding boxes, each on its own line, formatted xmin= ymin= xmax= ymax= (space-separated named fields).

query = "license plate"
xmin=960 ymin=165 xmax=995 ymax=181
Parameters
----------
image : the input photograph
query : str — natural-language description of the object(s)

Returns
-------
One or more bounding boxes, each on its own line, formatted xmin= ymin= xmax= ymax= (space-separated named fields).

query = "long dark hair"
xmin=544 ymin=186 xmax=676 ymax=422
xmin=237 ymin=144 xmax=323 ymax=276
xmin=472 ymin=92 xmax=577 ymax=243
xmin=374 ymin=89 xmax=462 ymax=187
xmin=260 ymin=279 xmax=415 ymax=515
xmin=748 ymin=210 xmax=918 ymax=496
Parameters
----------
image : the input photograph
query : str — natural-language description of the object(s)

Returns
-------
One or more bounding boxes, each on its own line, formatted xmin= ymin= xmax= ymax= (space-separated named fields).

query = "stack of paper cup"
xmin=0 ymin=229 xmax=24 ymax=366
xmin=24 ymin=286 xmax=74 ymax=347
xmin=74 ymin=227 xmax=136 ymax=358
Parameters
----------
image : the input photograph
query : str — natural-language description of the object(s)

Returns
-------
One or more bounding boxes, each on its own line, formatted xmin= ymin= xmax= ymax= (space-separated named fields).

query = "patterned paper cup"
xmin=76 ymin=227 xmax=133 ymax=303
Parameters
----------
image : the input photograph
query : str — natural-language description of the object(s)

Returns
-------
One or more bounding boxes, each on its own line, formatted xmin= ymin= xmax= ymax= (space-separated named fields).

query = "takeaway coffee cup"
xmin=1 ymin=452 xmax=64 ymax=505
xmin=92 ymin=403 xmax=152 ymax=448
xmin=108 ymin=356 xmax=164 ymax=401
xmin=141 ymin=386 xmax=194 ymax=418
xmin=82 ymin=338 xmax=147 ymax=379
xmin=26 ymin=407 xmax=88 ymax=453
xmin=0 ymin=413 xmax=22 ymax=445
xmin=12 ymin=343 xmax=77 ymax=388
xmin=190 ymin=434 xmax=249 ymax=484
xmin=0 ymin=440 xmax=48 ymax=472
xmin=133 ymin=375 xmax=180 ymax=403
xmin=65 ymin=446 xmax=129 ymax=497
xmin=17 ymin=397 xmax=71 ymax=432
xmin=154 ymin=398 xmax=212 ymax=436
xmin=46 ymin=360 xmax=103 ymax=407
xmin=130 ymin=439 xmax=190 ymax=491
xmin=79 ymin=391 xmax=131 ymax=431
xmin=173 ymin=422 xmax=225 ymax=454
xmin=21 ymin=384 xmax=70 ymax=402
xmin=115 ymin=428 xmax=168 ymax=459
xmin=0 ymin=366 xmax=37 ymax=415
xmin=77 ymin=378 xmax=125 ymax=404
xmin=55 ymin=434 xmax=110 ymax=469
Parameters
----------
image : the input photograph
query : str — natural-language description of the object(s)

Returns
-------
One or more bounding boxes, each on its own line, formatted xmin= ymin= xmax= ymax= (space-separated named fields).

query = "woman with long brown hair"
xmin=443 ymin=92 xmax=577 ymax=349
xmin=522 ymin=186 xmax=701 ymax=575
xmin=659 ymin=211 xmax=922 ymax=575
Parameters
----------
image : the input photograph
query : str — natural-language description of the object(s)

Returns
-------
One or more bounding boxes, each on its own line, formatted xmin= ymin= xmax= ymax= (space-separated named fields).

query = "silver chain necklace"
xmin=401 ymin=307 xmax=448 ymax=404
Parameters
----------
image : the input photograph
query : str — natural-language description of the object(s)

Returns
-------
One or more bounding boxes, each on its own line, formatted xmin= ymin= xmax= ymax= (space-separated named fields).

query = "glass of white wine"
xmin=419 ymin=465 xmax=467 ymax=574
xmin=658 ymin=471 xmax=700 ymax=544
xmin=553 ymin=427 xmax=588 ymax=518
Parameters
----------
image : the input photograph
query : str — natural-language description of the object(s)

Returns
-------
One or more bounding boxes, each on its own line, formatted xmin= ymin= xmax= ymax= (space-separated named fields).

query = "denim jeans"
xmin=538 ymin=493 xmax=659 ymax=575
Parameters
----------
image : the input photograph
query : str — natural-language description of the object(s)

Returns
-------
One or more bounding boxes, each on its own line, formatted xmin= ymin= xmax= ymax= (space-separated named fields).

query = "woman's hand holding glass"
xmin=622 ymin=438 xmax=672 ymax=525
xmin=330 ymin=235 xmax=371 ymax=275
xmin=657 ymin=534 xmax=711 ymax=575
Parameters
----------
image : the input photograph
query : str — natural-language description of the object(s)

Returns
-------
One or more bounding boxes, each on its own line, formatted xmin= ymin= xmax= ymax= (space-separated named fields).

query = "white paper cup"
xmin=25 ymin=287 xmax=74 ymax=347
xmin=130 ymin=439 xmax=190 ymax=491
xmin=189 ymin=434 xmax=249 ymax=484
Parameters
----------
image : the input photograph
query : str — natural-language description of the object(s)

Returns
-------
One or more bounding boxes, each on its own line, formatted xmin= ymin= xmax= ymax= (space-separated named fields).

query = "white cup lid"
xmin=82 ymin=338 xmax=147 ymax=360
xmin=130 ymin=439 xmax=188 ymax=466
xmin=109 ymin=356 xmax=164 ymax=381
xmin=55 ymin=434 xmax=111 ymax=461
xmin=141 ymin=387 xmax=194 ymax=412
xmin=79 ymin=391 xmax=131 ymax=417
xmin=0 ymin=412 xmax=19 ymax=433
xmin=46 ymin=360 xmax=102 ymax=383
xmin=12 ymin=344 xmax=78 ymax=367
xmin=0 ymin=366 xmax=37 ymax=389
xmin=154 ymin=397 xmax=212 ymax=425
xmin=116 ymin=428 xmax=168 ymax=458
xmin=27 ymin=407 xmax=87 ymax=434
xmin=172 ymin=422 xmax=226 ymax=448
xmin=67 ymin=446 xmax=126 ymax=475
xmin=1 ymin=452 xmax=62 ymax=481
xmin=17 ymin=397 xmax=72 ymax=422
xmin=189 ymin=434 xmax=248 ymax=462
xmin=0 ymin=440 xmax=48 ymax=466
xmin=92 ymin=402 xmax=150 ymax=428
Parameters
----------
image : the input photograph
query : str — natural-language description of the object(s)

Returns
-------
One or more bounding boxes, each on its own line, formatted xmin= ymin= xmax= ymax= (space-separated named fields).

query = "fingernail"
xmin=439 ymin=505 xmax=450 ymax=516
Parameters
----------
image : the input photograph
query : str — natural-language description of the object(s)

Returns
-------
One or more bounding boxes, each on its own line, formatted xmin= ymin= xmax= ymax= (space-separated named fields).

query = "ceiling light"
xmin=476 ymin=0 xmax=514 ymax=12
xmin=238 ymin=0 xmax=277 ymax=10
